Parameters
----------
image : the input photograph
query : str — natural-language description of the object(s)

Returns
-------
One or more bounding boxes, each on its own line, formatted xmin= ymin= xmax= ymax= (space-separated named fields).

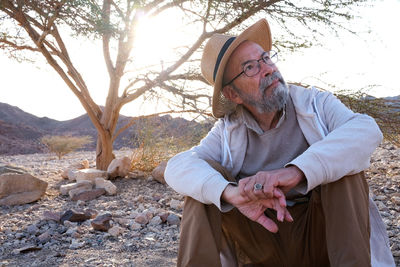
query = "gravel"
xmin=0 ymin=143 xmax=399 ymax=266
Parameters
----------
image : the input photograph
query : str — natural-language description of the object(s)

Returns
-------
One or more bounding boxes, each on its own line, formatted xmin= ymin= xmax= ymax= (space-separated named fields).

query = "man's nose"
xmin=260 ymin=60 xmax=276 ymax=77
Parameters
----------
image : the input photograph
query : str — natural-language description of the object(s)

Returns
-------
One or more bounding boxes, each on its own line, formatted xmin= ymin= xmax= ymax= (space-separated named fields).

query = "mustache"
xmin=259 ymin=72 xmax=284 ymax=92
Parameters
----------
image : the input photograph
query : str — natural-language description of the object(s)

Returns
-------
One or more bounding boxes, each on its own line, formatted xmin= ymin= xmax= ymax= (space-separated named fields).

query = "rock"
xmin=60 ymin=209 xmax=92 ymax=223
xmin=69 ymin=239 xmax=85 ymax=249
xmin=108 ymin=226 xmax=123 ymax=237
xmin=70 ymin=188 xmax=106 ymax=201
xmin=91 ymin=213 xmax=112 ymax=231
xmin=128 ymin=170 xmax=146 ymax=179
xmin=134 ymin=214 xmax=149 ymax=225
xmin=60 ymin=180 xmax=93 ymax=195
xmin=95 ymin=178 xmax=117 ymax=195
xmin=67 ymin=170 xmax=78 ymax=181
xmin=159 ymin=212 xmax=169 ymax=223
xmin=129 ymin=222 xmax=142 ymax=231
xmin=391 ymin=196 xmax=400 ymax=205
xmin=37 ymin=231 xmax=51 ymax=244
xmin=61 ymin=160 xmax=90 ymax=179
xmin=107 ymin=157 xmax=131 ymax=179
xmin=0 ymin=165 xmax=28 ymax=175
xmin=149 ymin=216 xmax=162 ymax=225
xmin=169 ymin=199 xmax=183 ymax=210
xmin=12 ymin=245 xmax=41 ymax=254
xmin=42 ymin=211 xmax=61 ymax=222
xmin=0 ymin=173 xmax=48 ymax=206
xmin=26 ymin=224 xmax=39 ymax=235
xmin=76 ymin=169 xmax=108 ymax=183
xmin=166 ymin=214 xmax=180 ymax=225
xmin=151 ymin=161 xmax=167 ymax=184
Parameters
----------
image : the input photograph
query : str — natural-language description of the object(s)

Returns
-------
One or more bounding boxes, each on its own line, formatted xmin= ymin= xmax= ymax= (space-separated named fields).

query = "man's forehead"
xmin=230 ymin=41 xmax=264 ymax=63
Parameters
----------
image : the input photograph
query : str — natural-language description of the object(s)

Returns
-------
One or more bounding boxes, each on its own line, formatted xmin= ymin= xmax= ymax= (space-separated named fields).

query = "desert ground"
xmin=0 ymin=142 xmax=399 ymax=266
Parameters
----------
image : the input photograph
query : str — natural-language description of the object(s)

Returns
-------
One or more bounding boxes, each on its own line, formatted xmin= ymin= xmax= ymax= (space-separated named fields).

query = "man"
xmin=165 ymin=19 xmax=394 ymax=267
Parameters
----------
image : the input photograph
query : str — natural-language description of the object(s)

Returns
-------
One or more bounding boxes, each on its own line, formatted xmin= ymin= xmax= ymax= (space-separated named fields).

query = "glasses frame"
xmin=223 ymin=50 xmax=278 ymax=87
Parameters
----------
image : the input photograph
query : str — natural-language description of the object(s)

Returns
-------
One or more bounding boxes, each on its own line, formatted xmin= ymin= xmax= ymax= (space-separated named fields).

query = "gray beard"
xmin=233 ymin=71 xmax=289 ymax=114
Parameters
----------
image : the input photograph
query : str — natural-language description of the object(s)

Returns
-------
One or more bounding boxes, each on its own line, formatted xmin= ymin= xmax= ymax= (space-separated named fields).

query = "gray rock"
xmin=166 ymin=214 xmax=180 ymax=225
xmin=76 ymin=169 xmax=107 ymax=183
xmin=107 ymin=157 xmax=131 ymax=179
xmin=26 ymin=225 xmax=39 ymax=235
xmin=0 ymin=173 xmax=48 ymax=206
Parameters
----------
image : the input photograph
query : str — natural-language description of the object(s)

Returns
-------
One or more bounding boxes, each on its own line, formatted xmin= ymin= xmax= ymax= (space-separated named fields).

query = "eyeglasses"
xmin=223 ymin=51 xmax=278 ymax=87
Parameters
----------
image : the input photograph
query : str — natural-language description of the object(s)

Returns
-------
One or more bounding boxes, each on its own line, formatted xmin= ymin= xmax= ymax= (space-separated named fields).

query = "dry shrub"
xmin=41 ymin=135 xmax=92 ymax=159
xmin=130 ymin=118 xmax=211 ymax=172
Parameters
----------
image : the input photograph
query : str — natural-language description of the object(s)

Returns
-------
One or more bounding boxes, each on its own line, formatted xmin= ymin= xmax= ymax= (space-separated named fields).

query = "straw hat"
xmin=201 ymin=19 xmax=272 ymax=118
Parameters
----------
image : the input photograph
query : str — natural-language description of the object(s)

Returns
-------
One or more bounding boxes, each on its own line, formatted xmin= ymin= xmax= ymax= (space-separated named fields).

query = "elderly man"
xmin=165 ymin=19 xmax=394 ymax=267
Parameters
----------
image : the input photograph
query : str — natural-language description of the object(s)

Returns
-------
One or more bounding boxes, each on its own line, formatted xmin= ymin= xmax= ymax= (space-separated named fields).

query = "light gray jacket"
xmin=165 ymin=85 xmax=395 ymax=266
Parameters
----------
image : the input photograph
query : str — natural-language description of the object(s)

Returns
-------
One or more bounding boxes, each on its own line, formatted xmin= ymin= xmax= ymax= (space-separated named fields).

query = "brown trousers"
xmin=177 ymin=161 xmax=371 ymax=267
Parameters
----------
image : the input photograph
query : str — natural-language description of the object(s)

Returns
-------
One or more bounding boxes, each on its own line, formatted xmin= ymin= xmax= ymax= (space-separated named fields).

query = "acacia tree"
xmin=0 ymin=0 xmax=366 ymax=169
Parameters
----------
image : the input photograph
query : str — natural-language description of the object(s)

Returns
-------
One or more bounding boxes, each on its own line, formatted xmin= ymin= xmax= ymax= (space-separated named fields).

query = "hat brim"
xmin=212 ymin=19 xmax=272 ymax=118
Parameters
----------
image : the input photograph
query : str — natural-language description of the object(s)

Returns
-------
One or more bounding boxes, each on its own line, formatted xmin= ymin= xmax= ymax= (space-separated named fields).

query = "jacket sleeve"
xmin=164 ymin=119 xmax=233 ymax=210
xmin=289 ymin=91 xmax=383 ymax=193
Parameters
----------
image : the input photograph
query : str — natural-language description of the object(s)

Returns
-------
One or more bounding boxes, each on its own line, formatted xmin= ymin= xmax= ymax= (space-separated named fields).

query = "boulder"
xmin=107 ymin=157 xmax=131 ymax=179
xmin=60 ymin=180 xmax=93 ymax=195
xmin=0 ymin=173 xmax=48 ymax=206
xmin=76 ymin=169 xmax=107 ymax=183
xmin=151 ymin=161 xmax=167 ymax=184
xmin=95 ymin=178 xmax=117 ymax=195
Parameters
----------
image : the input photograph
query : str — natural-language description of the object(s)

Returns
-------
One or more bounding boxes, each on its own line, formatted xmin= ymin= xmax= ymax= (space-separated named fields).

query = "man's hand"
xmin=238 ymin=166 xmax=305 ymax=201
xmin=222 ymin=184 xmax=293 ymax=233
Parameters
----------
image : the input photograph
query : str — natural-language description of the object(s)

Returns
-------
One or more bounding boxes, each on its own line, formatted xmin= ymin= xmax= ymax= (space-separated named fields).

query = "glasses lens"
xmin=269 ymin=51 xmax=278 ymax=64
xmin=243 ymin=61 xmax=260 ymax=77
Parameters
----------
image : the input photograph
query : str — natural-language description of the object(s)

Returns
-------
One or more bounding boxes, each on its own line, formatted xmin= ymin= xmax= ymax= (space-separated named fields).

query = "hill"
xmin=0 ymin=102 xmax=212 ymax=155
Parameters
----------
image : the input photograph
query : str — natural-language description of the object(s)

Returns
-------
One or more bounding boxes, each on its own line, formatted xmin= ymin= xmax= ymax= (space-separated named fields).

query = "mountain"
xmin=0 ymin=102 xmax=212 ymax=155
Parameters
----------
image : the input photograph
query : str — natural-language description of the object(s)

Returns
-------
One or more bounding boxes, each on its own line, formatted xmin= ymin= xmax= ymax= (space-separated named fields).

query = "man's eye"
xmin=245 ymin=63 xmax=255 ymax=71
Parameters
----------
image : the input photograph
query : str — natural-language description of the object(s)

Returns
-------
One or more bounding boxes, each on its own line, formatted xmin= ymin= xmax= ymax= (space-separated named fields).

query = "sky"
xmin=0 ymin=0 xmax=399 ymax=121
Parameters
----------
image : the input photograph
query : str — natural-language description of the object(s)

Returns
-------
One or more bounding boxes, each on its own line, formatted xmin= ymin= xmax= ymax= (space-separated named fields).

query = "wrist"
xmin=221 ymin=184 xmax=238 ymax=205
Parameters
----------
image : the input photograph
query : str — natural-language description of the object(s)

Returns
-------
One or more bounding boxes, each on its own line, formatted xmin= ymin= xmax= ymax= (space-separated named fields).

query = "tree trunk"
xmin=96 ymin=132 xmax=115 ymax=170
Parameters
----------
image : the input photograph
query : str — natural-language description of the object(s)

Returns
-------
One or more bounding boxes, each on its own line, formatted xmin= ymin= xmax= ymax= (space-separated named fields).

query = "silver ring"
xmin=253 ymin=183 xmax=263 ymax=191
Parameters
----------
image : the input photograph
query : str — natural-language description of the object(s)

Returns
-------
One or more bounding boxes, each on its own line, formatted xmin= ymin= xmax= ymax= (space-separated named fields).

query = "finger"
xmin=273 ymin=188 xmax=287 ymax=207
xmin=285 ymin=209 xmax=294 ymax=222
xmin=273 ymin=199 xmax=286 ymax=222
xmin=256 ymin=214 xmax=278 ymax=233
xmin=238 ymin=178 xmax=249 ymax=198
xmin=263 ymin=182 xmax=275 ymax=199
xmin=243 ymin=180 xmax=258 ymax=201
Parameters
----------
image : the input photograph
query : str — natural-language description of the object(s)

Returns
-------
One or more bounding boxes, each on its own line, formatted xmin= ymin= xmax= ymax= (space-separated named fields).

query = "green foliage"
xmin=41 ymin=135 xmax=92 ymax=160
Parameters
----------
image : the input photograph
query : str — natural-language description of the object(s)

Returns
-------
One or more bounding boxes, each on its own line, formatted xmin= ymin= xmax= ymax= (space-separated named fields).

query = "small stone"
xmin=128 ymin=170 xmax=146 ymax=179
xmin=70 ymin=188 xmax=106 ymax=201
xmin=60 ymin=209 xmax=92 ymax=223
xmin=67 ymin=170 xmax=78 ymax=181
xmin=42 ymin=211 xmax=61 ymax=222
xmin=169 ymin=199 xmax=183 ymax=210
xmin=37 ymin=231 xmax=51 ymax=244
xmin=91 ymin=213 xmax=112 ymax=231
xmin=63 ymin=221 xmax=78 ymax=228
xmin=60 ymin=180 xmax=93 ymax=195
xmin=95 ymin=178 xmax=117 ymax=195
xmin=129 ymin=222 xmax=142 ymax=231
xmin=391 ymin=196 xmax=400 ymax=205
xmin=152 ymin=161 xmax=167 ymax=184
xmin=12 ymin=245 xmax=41 ymax=254
xmin=134 ymin=215 xmax=149 ymax=225
xmin=159 ymin=212 xmax=169 ymax=223
xmin=166 ymin=214 xmax=180 ymax=225
xmin=26 ymin=225 xmax=39 ymax=235
xmin=149 ymin=216 xmax=162 ymax=225
xmin=108 ymin=226 xmax=123 ymax=237
xmin=69 ymin=239 xmax=85 ymax=249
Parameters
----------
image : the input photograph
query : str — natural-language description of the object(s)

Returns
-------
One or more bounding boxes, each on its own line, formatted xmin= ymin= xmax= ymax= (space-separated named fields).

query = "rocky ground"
xmin=0 ymin=143 xmax=399 ymax=266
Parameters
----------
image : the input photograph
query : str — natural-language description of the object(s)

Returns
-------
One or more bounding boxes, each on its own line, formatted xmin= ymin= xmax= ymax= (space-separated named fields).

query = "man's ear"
xmin=222 ymin=85 xmax=243 ymax=104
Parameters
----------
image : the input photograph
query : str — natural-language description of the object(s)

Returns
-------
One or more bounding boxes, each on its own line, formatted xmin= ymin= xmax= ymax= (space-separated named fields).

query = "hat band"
xmin=213 ymin=37 xmax=236 ymax=82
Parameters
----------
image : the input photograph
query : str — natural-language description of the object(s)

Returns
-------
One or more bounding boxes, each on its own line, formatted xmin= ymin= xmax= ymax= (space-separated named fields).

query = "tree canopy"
xmin=0 ymin=0 xmax=368 ymax=169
